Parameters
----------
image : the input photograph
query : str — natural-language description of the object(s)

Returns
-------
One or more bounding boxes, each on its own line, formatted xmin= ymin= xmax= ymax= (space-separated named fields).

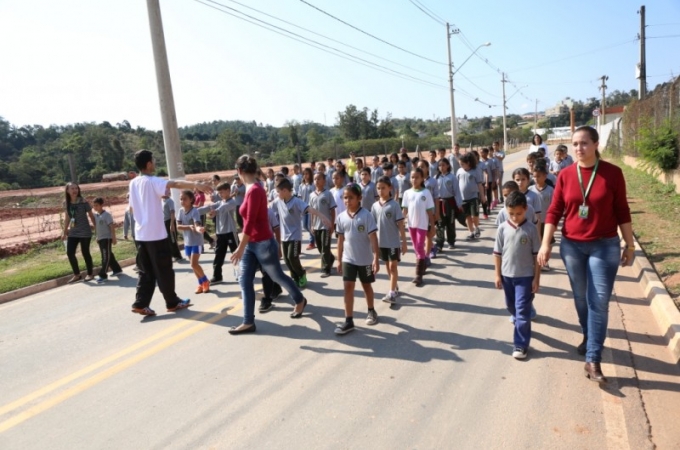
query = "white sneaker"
xmin=366 ymin=309 xmax=379 ymax=325
xmin=382 ymin=291 xmax=396 ymax=304
xmin=512 ymin=347 xmax=527 ymax=359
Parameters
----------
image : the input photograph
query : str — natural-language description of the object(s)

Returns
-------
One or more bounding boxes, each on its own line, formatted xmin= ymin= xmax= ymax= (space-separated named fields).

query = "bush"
xmin=636 ymin=118 xmax=680 ymax=171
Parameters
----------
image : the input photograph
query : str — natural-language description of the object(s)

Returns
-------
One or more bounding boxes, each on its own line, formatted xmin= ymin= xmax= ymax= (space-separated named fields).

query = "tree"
xmin=337 ymin=104 xmax=363 ymax=140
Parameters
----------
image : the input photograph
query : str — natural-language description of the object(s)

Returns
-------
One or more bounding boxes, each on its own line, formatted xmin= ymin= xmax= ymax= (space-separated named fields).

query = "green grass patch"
xmin=0 ymin=232 xmax=138 ymax=294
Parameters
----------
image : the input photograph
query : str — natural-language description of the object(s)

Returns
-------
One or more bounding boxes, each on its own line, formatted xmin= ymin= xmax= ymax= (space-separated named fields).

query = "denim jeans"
xmin=560 ymin=236 xmax=620 ymax=363
xmin=501 ymin=276 xmax=534 ymax=349
xmin=240 ymin=237 xmax=304 ymax=324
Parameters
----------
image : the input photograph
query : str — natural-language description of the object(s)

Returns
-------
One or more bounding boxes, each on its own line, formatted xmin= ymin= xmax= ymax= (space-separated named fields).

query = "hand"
xmin=621 ymin=247 xmax=635 ymax=267
xmin=195 ymin=226 xmax=205 ymax=234
xmin=372 ymin=258 xmax=380 ymax=275
xmin=170 ymin=225 xmax=176 ymax=234
xmin=495 ymin=276 xmax=502 ymax=290
xmin=427 ymin=227 xmax=436 ymax=239
xmin=401 ymin=241 xmax=407 ymax=255
xmin=537 ymin=244 xmax=551 ymax=267
xmin=532 ymin=278 xmax=540 ymax=294
xmin=337 ymin=261 xmax=343 ymax=275
xmin=321 ymin=216 xmax=333 ymax=229
xmin=112 ymin=237 xmax=117 ymax=246
xmin=195 ymin=182 xmax=214 ymax=194
xmin=230 ymin=247 xmax=244 ymax=265
xmin=62 ymin=231 xmax=68 ymax=240
xmin=208 ymin=210 xmax=216 ymax=218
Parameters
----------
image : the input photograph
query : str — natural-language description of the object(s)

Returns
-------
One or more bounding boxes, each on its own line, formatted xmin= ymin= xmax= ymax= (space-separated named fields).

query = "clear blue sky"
xmin=1 ymin=0 xmax=679 ymax=130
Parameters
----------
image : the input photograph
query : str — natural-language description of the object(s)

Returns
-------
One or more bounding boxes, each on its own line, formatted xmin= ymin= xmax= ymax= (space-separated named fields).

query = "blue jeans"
xmin=239 ymin=237 xmax=304 ymax=324
xmin=501 ymin=276 xmax=534 ymax=349
xmin=560 ymin=236 xmax=620 ymax=363
xmin=302 ymin=213 xmax=314 ymax=245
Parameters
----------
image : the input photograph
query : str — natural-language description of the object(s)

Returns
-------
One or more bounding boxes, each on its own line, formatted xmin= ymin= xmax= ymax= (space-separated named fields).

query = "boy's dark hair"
xmin=344 ymin=183 xmax=362 ymax=197
xmin=212 ymin=174 xmax=221 ymax=181
xmin=400 ymin=153 xmax=410 ymax=161
xmin=512 ymin=167 xmax=531 ymax=179
xmin=275 ymin=172 xmax=285 ymax=179
xmin=216 ymin=182 xmax=231 ymax=191
xmin=505 ymin=191 xmax=527 ymax=208
xmin=381 ymin=156 xmax=388 ymax=164
xmin=460 ymin=152 xmax=477 ymax=169
xmin=555 ymin=144 xmax=568 ymax=153
xmin=412 ymin=157 xmax=420 ymax=165
xmin=361 ymin=167 xmax=372 ymax=175
xmin=181 ymin=189 xmax=195 ymax=203
xmin=377 ymin=175 xmax=392 ymax=186
xmin=481 ymin=147 xmax=489 ymax=154
xmin=437 ymin=147 xmax=446 ymax=153
xmin=429 ymin=149 xmax=437 ymax=155
xmin=276 ymin=178 xmax=293 ymax=191
xmin=502 ymin=181 xmax=519 ymax=192
xmin=533 ymin=160 xmax=548 ymax=174
xmin=235 ymin=155 xmax=258 ymax=174
xmin=382 ymin=163 xmax=393 ymax=171
xmin=134 ymin=149 xmax=154 ymax=171
xmin=280 ymin=166 xmax=289 ymax=175
xmin=526 ymin=152 xmax=540 ymax=161
xmin=397 ymin=160 xmax=406 ymax=167
xmin=93 ymin=197 xmax=104 ymax=205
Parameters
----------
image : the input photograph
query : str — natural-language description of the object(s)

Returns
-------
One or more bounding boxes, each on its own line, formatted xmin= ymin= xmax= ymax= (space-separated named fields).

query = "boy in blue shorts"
xmin=493 ymin=191 xmax=541 ymax=359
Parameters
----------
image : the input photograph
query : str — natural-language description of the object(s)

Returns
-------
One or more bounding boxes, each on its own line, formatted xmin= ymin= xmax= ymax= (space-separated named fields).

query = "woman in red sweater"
xmin=229 ymin=155 xmax=308 ymax=335
xmin=537 ymin=126 xmax=635 ymax=383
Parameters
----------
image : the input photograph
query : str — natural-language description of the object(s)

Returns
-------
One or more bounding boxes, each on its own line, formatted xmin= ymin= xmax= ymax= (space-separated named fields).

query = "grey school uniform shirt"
xmin=94 ymin=210 xmax=114 ymax=241
xmin=177 ymin=207 xmax=204 ymax=247
xmin=528 ymin=184 xmax=554 ymax=222
xmin=335 ymin=208 xmax=378 ymax=266
xmin=273 ymin=196 xmax=308 ymax=241
xmin=199 ymin=199 xmax=238 ymax=235
xmin=360 ymin=181 xmax=378 ymax=211
xmin=370 ymin=166 xmax=384 ymax=184
xmin=371 ymin=199 xmax=404 ymax=249
xmin=162 ymin=197 xmax=175 ymax=221
xmin=496 ymin=204 xmax=538 ymax=226
xmin=309 ymin=189 xmax=336 ymax=230
xmin=523 ymin=189 xmax=543 ymax=219
xmin=394 ymin=174 xmax=411 ymax=199
xmin=436 ymin=172 xmax=463 ymax=205
xmin=424 ymin=176 xmax=439 ymax=201
xmin=456 ymin=168 xmax=481 ymax=201
xmin=493 ymin=219 xmax=540 ymax=278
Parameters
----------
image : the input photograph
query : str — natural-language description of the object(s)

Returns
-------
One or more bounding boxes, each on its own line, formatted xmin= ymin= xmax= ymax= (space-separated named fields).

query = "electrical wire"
xmin=194 ymin=0 xmax=447 ymax=90
xmin=647 ymin=34 xmax=680 ymax=39
xmin=211 ymin=0 xmax=442 ymax=80
xmin=298 ymin=0 xmax=447 ymax=66
xmin=407 ymin=0 xmax=445 ymax=26
xmin=412 ymin=0 xmax=447 ymax=24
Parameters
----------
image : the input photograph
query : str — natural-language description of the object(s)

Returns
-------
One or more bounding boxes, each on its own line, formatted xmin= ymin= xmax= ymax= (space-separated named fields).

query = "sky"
xmin=1 ymin=0 xmax=679 ymax=130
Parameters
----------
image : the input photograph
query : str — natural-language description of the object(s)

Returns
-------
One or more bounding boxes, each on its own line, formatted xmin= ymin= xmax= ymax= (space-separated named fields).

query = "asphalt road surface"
xmin=1 ymin=148 xmax=679 ymax=449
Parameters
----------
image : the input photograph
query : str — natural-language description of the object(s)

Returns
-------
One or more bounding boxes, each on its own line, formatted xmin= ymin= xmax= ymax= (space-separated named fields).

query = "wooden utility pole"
xmin=446 ymin=23 xmax=460 ymax=149
xmin=534 ymin=99 xmax=538 ymax=132
xmin=638 ymin=5 xmax=647 ymax=100
xmin=570 ymin=108 xmax=575 ymax=134
xmin=600 ymin=75 xmax=609 ymax=128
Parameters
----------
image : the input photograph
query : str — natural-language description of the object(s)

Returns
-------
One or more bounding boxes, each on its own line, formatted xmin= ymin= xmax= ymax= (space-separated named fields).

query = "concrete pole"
xmin=501 ymin=73 xmax=508 ymax=151
xmin=639 ymin=5 xmax=647 ymax=100
xmin=447 ymin=23 xmax=458 ymax=150
xmin=534 ymin=99 xmax=538 ymax=133
xmin=570 ymin=108 xmax=575 ymax=134
xmin=600 ymin=75 xmax=608 ymax=129
xmin=146 ymin=0 xmax=185 ymax=191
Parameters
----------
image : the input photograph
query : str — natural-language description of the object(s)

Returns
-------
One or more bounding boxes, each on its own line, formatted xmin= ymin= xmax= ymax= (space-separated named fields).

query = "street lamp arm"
xmin=452 ymin=42 xmax=491 ymax=75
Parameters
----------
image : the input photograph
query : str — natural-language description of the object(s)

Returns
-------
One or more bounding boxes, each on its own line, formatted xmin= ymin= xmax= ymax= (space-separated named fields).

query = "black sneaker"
xmin=334 ymin=321 xmax=355 ymax=335
xmin=365 ymin=309 xmax=378 ymax=326
xmin=272 ymin=287 xmax=283 ymax=301
xmin=258 ymin=298 xmax=273 ymax=313
xmin=210 ymin=277 xmax=223 ymax=284
xmin=465 ymin=234 xmax=475 ymax=241
xmin=320 ymin=271 xmax=331 ymax=278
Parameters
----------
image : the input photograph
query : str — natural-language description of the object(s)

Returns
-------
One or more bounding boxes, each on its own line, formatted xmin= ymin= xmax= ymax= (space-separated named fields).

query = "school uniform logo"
xmin=520 ymin=236 xmax=528 ymax=245
xmin=288 ymin=208 xmax=294 ymax=214
xmin=446 ymin=180 xmax=452 ymax=189
xmin=320 ymin=198 xmax=327 ymax=205
xmin=421 ymin=196 xmax=426 ymax=202
xmin=358 ymin=225 xmax=365 ymax=232
xmin=386 ymin=212 xmax=392 ymax=219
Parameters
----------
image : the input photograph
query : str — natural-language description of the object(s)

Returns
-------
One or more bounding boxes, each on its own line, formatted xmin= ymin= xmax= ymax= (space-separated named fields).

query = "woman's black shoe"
xmin=228 ymin=324 xmax=257 ymax=335
xmin=584 ymin=362 xmax=608 ymax=383
xmin=290 ymin=298 xmax=308 ymax=318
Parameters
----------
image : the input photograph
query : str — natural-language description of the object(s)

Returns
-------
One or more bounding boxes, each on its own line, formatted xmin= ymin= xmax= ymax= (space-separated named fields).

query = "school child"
xmin=233 ymin=175 xmax=246 ymax=231
xmin=359 ymin=167 xmax=379 ymax=212
xmin=162 ymin=192 xmax=183 ymax=262
xmin=353 ymin=158 xmax=364 ymax=184
xmin=487 ymin=148 xmax=500 ymax=208
xmin=331 ymin=171 xmax=347 ymax=218
xmin=326 ymin=157 xmax=335 ymax=177
xmin=493 ymin=191 xmax=541 ymax=360
xmin=200 ymin=182 xmax=239 ymax=284
xmin=400 ymin=152 xmax=412 ymax=174
xmin=417 ymin=160 xmax=439 ymax=266
xmin=496 ymin=181 xmax=538 ymax=226
xmin=549 ymin=145 xmax=571 ymax=177
xmin=332 ymin=160 xmax=350 ymax=187
xmin=92 ymin=197 xmax=122 ymax=283
xmin=389 ymin=152 xmax=400 ymax=167
xmin=123 ymin=194 xmax=135 ymax=242
xmin=273 ymin=178 xmax=332 ymax=288
xmin=334 ymin=183 xmax=381 ymax=335
xmin=176 ymin=190 xmax=210 ymax=294
xmin=491 ymin=141 xmax=506 ymax=202
xmin=457 ymin=153 xmax=485 ymax=240
xmin=371 ymin=176 xmax=407 ymax=303
xmin=381 ymin=163 xmax=395 ymax=197
xmin=292 ymin=163 xmax=302 ymax=196
xmin=441 ymin=146 xmax=461 ymax=175
xmin=298 ymin=167 xmax=316 ymax=250
xmin=394 ymin=160 xmax=412 ymax=207
xmin=258 ymin=206 xmax=284 ymax=313
xmin=529 ymin=163 xmax=555 ymax=270
xmin=480 ymin=148 xmax=494 ymax=219
xmin=265 ymin=168 xmax=276 ymax=194
xmin=433 ymin=157 xmax=463 ymax=253
xmin=512 ymin=167 xmax=543 ymax=240
xmin=425 ymin=150 xmax=437 ymax=179
xmin=402 ymin=168 xmax=436 ymax=286
xmin=268 ymin=172 xmax=286 ymax=202
xmin=370 ymin=156 xmax=384 ymax=183
xmin=309 ymin=172 xmax=337 ymax=278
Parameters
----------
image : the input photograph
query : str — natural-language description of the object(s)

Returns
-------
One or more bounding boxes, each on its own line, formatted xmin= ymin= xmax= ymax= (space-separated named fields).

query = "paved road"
xmin=1 ymin=148 xmax=679 ymax=449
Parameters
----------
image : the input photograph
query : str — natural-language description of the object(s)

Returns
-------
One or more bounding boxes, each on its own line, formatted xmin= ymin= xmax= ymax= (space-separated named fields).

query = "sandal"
xmin=84 ymin=275 xmax=95 ymax=282
xmin=67 ymin=275 xmax=82 ymax=284
xmin=131 ymin=307 xmax=156 ymax=316
xmin=167 ymin=299 xmax=193 ymax=312
xmin=290 ymin=298 xmax=308 ymax=319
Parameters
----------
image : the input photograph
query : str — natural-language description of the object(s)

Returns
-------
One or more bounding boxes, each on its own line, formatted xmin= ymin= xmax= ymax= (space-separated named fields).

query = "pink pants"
xmin=409 ymin=227 xmax=428 ymax=260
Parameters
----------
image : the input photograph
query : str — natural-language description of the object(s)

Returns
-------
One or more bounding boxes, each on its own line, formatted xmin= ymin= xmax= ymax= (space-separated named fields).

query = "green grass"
xmin=0 ymin=232 xmax=138 ymax=294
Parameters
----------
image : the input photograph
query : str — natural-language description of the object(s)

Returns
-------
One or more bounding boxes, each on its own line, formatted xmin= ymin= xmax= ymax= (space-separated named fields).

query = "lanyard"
xmin=577 ymin=159 xmax=599 ymax=204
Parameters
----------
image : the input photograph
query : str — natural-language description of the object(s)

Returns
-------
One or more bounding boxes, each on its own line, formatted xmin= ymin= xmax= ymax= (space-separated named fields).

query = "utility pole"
xmin=146 ymin=0 xmax=185 ymax=192
xmin=447 ymin=23 xmax=460 ymax=150
xmin=534 ymin=99 xmax=539 ymax=133
xmin=600 ymin=75 xmax=609 ymax=129
xmin=638 ymin=5 xmax=647 ymax=100
xmin=501 ymin=73 xmax=508 ymax=152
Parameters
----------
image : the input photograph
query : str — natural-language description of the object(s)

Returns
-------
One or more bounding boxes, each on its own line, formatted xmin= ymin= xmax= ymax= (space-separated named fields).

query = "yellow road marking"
xmin=0 ymin=298 xmax=238 ymax=418
xmin=0 ymin=301 xmax=243 ymax=433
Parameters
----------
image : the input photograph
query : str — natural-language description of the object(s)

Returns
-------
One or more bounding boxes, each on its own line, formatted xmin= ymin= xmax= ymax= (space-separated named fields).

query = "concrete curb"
xmin=0 ymin=256 xmax=138 ymax=305
xmin=631 ymin=239 xmax=680 ymax=363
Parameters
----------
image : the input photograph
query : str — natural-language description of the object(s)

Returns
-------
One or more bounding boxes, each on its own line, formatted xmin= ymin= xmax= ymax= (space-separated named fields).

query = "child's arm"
xmin=427 ymin=209 xmax=436 ymax=238
xmin=398 ymin=219 xmax=407 ymax=255
xmin=306 ymin=206 xmax=333 ymax=229
xmin=369 ymin=232 xmax=380 ymax=275
xmin=123 ymin=213 xmax=130 ymax=239
xmin=273 ymin=226 xmax=282 ymax=259
xmin=170 ymin=211 xmax=177 ymax=233
xmin=494 ymin=255 xmax=502 ymax=290
xmin=88 ymin=209 xmax=97 ymax=231
xmin=478 ymin=182 xmax=486 ymax=204
xmin=109 ymin=222 xmax=117 ymax=245
xmin=532 ymin=255 xmax=541 ymax=293
xmin=330 ymin=208 xmax=336 ymax=231
xmin=336 ymin=234 xmax=344 ymax=275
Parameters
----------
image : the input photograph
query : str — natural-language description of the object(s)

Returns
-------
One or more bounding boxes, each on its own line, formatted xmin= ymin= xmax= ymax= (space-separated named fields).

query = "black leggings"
xmin=67 ymin=236 xmax=93 ymax=276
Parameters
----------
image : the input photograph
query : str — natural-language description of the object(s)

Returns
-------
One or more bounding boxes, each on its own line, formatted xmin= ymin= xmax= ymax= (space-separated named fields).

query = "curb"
xmin=631 ymin=239 xmax=680 ymax=363
xmin=0 ymin=256 xmax=138 ymax=305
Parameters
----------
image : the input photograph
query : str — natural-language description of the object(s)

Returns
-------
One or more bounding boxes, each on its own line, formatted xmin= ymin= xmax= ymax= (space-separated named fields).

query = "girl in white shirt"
xmin=401 ymin=168 xmax=436 ymax=287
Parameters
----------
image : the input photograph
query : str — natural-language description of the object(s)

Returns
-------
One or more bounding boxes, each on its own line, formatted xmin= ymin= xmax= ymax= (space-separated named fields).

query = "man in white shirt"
xmin=129 ymin=150 xmax=213 ymax=316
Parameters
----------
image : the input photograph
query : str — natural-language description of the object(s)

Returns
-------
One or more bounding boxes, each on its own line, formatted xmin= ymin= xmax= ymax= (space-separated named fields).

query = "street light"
xmin=446 ymin=31 xmax=490 ymax=149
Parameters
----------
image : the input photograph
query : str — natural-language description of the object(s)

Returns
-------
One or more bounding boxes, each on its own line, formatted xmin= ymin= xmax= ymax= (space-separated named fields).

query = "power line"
xmin=194 ymin=0 xmax=447 ymax=90
xmin=407 ymin=0 xmax=445 ymax=26
xmin=214 ymin=0 xmax=443 ymax=80
xmin=647 ymin=23 xmax=680 ymax=27
xmin=647 ymin=34 xmax=680 ymax=39
xmin=412 ymin=0 xmax=447 ymax=24
xmin=298 ymin=0 xmax=447 ymax=66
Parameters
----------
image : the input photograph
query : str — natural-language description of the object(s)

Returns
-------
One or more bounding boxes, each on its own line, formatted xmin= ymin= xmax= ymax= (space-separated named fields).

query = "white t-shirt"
xmin=401 ymin=188 xmax=435 ymax=231
xmin=129 ymin=175 xmax=169 ymax=241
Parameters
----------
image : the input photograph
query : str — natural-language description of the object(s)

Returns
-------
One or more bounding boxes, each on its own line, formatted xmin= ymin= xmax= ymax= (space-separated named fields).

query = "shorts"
xmin=184 ymin=245 xmax=202 ymax=257
xmin=379 ymin=247 xmax=401 ymax=262
xmin=342 ymin=262 xmax=375 ymax=284
xmin=462 ymin=199 xmax=480 ymax=218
